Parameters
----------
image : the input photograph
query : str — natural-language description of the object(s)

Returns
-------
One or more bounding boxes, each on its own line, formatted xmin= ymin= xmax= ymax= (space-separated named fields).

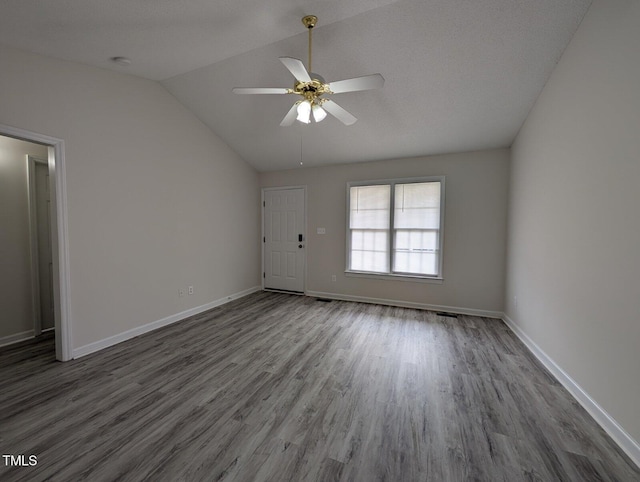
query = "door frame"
xmin=1 ymin=123 xmax=73 ymax=361
xmin=261 ymin=186 xmax=307 ymax=294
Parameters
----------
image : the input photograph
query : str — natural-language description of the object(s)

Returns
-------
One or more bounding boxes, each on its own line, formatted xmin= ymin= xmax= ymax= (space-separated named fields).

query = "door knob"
xmin=298 ymin=244 xmax=303 ymax=248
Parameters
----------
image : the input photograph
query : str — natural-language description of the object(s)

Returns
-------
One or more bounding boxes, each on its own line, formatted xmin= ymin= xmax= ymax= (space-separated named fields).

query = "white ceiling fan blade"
xmin=280 ymin=102 xmax=300 ymax=126
xmin=279 ymin=57 xmax=312 ymax=82
xmin=328 ymin=73 xmax=385 ymax=94
xmin=232 ymin=87 xmax=290 ymax=94
xmin=322 ymin=100 xmax=357 ymax=126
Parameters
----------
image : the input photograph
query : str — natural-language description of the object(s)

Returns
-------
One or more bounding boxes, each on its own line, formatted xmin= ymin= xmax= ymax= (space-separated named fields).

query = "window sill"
xmin=345 ymin=270 xmax=444 ymax=284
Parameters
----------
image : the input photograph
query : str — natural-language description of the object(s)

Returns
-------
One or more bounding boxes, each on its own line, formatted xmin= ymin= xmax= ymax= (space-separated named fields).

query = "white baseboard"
xmin=502 ymin=313 xmax=640 ymax=468
xmin=73 ymin=286 xmax=261 ymax=359
xmin=306 ymin=290 xmax=503 ymax=319
xmin=0 ymin=330 xmax=35 ymax=348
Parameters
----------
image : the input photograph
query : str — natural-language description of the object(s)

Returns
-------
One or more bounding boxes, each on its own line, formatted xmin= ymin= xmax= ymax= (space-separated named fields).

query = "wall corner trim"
xmin=72 ymin=286 xmax=261 ymax=359
xmin=502 ymin=313 xmax=640 ymax=468
xmin=306 ymin=290 xmax=503 ymax=319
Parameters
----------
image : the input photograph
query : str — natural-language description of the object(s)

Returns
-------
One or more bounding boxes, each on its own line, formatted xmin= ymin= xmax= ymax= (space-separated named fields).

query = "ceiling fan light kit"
xmin=296 ymin=100 xmax=312 ymax=124
xmin=233 ymin=15 xmax=384 ymax=126
xmin=312 ymin=103 xmax=327 ymax=122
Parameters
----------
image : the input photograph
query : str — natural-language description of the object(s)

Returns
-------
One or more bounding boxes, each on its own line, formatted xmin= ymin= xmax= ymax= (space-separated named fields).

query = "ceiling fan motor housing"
xmin=295 ymin=74 xmax=330 ymax=106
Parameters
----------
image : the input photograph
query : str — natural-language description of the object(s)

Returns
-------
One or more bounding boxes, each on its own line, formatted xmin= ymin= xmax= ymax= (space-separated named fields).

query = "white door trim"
xmin=1 ymin=123 xmax=73 ymax=362
xmin=261 ymin=186 xmax=307 ymax=294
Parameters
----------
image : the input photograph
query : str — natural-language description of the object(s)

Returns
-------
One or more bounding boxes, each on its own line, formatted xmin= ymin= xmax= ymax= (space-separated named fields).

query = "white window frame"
xmin=345 ymin=176 xmax=445 ymax=283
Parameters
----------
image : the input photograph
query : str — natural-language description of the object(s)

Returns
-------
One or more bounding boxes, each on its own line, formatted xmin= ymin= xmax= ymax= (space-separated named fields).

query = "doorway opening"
xmin=0 ymin=124 xmax=72 ymax=361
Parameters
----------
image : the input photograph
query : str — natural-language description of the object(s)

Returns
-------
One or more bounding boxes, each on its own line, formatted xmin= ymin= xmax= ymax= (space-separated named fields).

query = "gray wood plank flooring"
xmin=1 ymin=292 xmax=638 ymax=481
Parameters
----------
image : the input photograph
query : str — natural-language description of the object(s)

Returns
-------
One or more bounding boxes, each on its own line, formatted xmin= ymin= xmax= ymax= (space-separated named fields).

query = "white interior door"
xmin=263 ymin=188 xmax=305 ymax=293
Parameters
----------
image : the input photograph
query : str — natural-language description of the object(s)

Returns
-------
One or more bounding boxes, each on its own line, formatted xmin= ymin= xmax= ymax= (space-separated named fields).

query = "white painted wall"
xmin=261 ymin=149 xmax=509 ymax=314
xmin=0 ymin=45 xmax=261 ymax=350
xmin=0 ymin=137 xmax=48 ymax=339
xmin=506 ymin=0 xmax=640 ymax=445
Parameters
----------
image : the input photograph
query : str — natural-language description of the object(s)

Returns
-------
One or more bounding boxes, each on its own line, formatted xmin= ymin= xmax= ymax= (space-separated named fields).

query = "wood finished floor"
xmin=1 ymin=292 xmax=638 ymax=481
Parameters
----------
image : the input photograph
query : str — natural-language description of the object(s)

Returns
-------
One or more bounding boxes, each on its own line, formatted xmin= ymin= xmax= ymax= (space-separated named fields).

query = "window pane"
xmin=394 ymin=251 xmax=438 ymax=275
xmin=394 ymin=182 xmax=441 ymax=229
xmin=350 ymin=229 xmax=389 ymax=272
xmin=393 ymin=229 xmax=439 ymax=275
xmin=394 ymin=230 xmax=438 ymax=251
xmin=350 ymin=185 xmax=390 ymax=229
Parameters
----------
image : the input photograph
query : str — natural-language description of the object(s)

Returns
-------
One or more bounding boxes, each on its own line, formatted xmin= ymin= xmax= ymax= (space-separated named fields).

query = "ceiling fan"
xmin=233 ymin=15 xmax=384 ymax=126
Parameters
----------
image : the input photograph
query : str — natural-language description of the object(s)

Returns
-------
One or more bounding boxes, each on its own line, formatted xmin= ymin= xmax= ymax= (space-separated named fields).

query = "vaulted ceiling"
xmin=0 ymin=0 xmax=591 ymax=171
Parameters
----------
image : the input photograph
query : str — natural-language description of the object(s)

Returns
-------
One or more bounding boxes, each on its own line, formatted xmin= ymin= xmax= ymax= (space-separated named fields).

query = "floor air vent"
xmin=436 ymin=312 xmax=458 ymax=318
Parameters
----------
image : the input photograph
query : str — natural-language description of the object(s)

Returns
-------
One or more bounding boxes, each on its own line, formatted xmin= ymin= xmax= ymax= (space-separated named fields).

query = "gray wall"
xmin=0 ymin=136 xmax=48 ymax=340
xmin=261 ymin=149 xmax=509 ymax=314
xmin=0 ymin=44 xmax=261 ymax=350
xmin=506 ymin=0 xmax=640 ymax=443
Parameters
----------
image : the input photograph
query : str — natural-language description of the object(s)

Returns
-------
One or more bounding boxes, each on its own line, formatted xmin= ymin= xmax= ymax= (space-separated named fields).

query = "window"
xmin=347 ymin=177 xmax=444 ymax=280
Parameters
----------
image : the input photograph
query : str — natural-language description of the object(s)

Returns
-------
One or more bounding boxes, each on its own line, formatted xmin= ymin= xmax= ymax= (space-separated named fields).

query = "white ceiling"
xmin=0 ymin=0 xmax=591 ymax=171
